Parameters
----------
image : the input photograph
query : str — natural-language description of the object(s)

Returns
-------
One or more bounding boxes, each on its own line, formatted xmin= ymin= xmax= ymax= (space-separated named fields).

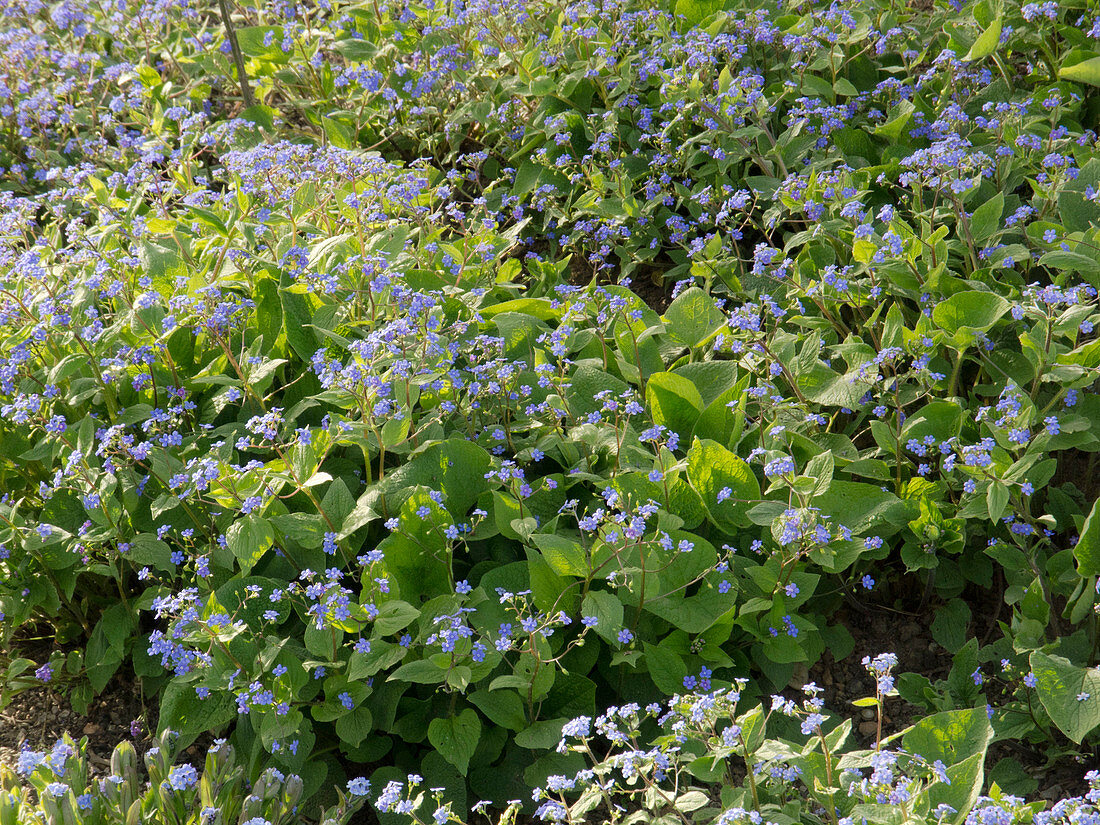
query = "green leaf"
xmin=902 ymin=401 xmax=964 ymax=444
xmin=644 ymin=643 xmax=688 ymax=695
xmin=279 ymin=278 xmax=321 ymax=362
xmin=1030 ymin=651 xmax=1100 ymax=743
xmin=226 ymin=516 xmax=274 ymax=573
xmin=646 ymin=372 xmax=704 ymax=444
xmin=1059 ymin=158 xmax=1100 ymax=232
xmin=964 ymin=15 xmax=1002 ymax=61
xmin=338 ymin=494 xmax=378 ymax=539
xmin=930 ymin=753 xmax=985 ymax=825
xmin=84 ymin=628 xmax=122 ymax=693
xmin=1074 ymin=496 xmax=1100 ymax=576
xmin=1040 ymin=249 xmax=1100 ymax=282
xmin=525 ymin=546 xmax=572 ymax=614
xmin=902 ymin=707 xmax=992 ymax=765
xmin=673 ymin=0 xmax=722 ymax=28
xmin=375 ymin=490 xmax=453 ymax=601
xmin=1060 ymin=54 xmax=1100 ymax=87
xmin=215 ymin=576 xmax=289 ymax=630
xmin=469 ymin=689 xmax=527 ymax=732
xmin=987 ymin=758 xmax=1039 ymax=797
xmin=530 ymin=533 xmax=588 ymax=577
xmin=389 ymin=659 xmax=446 ymax=684
xmin=514 ymin=718 xmax=568 ymax=749
xmin=372 ymin=601 xmax=420 ymax=636
xmin=512 ymin=159 xmax=544 ymax=197
xmin=348 ymin=643 xmax=404 ymax=681
xmin=254 ymin=276 xmax=283 ymax=349
xmin=237 ymin=26 xmax=291 ymax=61
xmin=664 ymin=287 xmax=725 ymax=348
xmin=126 ymin=534 xmax=174 ymax=571
xmin=427 ymin=709 xmax=481 ymax=775
xmin=643 ymin=580 xmax=731 ymax=633
xmin=849 ymin=804 xmax=905 ymax=825
xmin=439 ymin=439 xmax=494 ymax=518
xmin=580 ymin=590 xmax=624 ymax=645
xmin=930 ymin=599 xmax=971 ymax=653
xmin=833 ymin=78 xmax=858 ymax=97
xmin=158 ymin=682 xmax=235 ymax=739
xmin=673 ymin=361 xmax=741 ymax=406
xmin=1021 ymin=576 xmax=1050 ymax=625
xmin=261 ymin=708 xmax=304 ymax=750
xmin=932 ymin=291 xmax=1009 ymax=339
xmin=567 ymin=366 xmax=629 ymax=418
xmin=814 ymin=481 xmax=903 ymax=536
xmin=947 ymin=639 xmax=981 ymax=704
xmin=687 ymin=437 xmax=761 ymax=531
xmin=271 ymin=512 xmax=325 ymax=548
xmin=875 ymin=99 xmax=915 ymax=141
xmin=493 ymin=312 xmax=546 ymax=360
xmin=479 ymin=297 xmax=561 ymax=321
xmin=986 ymin=480 xmax=1009 ymax=522
xmin=335 ymin=705 xmax=374 ymax=748
xmin=323 ymin=115 xmax=355 ymax=150
xmin=969 ymin=192 xmax=1004 ymax=244
xmin=797 ymin=363 xmax=875 ymax=408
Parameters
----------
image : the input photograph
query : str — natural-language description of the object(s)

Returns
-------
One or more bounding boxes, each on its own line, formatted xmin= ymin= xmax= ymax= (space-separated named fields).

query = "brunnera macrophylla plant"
xmin=348 ymin=655 xmax=1067 ymax=825
xmin=5 ymin=0 xmax=1100 ymax=816
xmin=3 ymin=679 xmax=1099 ymax=825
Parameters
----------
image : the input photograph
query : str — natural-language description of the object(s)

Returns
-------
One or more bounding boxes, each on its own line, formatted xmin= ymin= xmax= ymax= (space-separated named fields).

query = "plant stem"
xmin=218 ymin=0 xmax=256 ymax=109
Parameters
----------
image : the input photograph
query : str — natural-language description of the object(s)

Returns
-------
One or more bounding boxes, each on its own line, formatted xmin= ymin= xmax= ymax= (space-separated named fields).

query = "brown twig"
xmin=218 ymin=0 xmax=256 ymax=109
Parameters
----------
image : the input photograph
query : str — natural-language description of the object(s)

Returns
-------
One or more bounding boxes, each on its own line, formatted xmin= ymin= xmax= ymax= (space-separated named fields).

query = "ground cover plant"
xmin=3 ymin=0 xmax=1100 ymax=820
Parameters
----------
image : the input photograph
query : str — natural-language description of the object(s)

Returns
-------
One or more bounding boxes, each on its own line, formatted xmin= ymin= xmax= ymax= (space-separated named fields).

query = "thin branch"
xmin=218 ymin=0 xmax=256 ymax=109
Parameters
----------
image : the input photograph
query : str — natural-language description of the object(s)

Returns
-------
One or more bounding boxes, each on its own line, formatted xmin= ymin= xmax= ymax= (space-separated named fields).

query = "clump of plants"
xmin=0 ymin=729 xmax=369 ymax=825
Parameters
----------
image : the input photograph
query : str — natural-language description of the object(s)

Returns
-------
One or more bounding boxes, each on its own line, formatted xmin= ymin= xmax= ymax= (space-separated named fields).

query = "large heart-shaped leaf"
xmin=687 ymin=437 xmax=760 ymax=531
xmin=1029 ymin=651 xmax=1100 ymax=743
xmin=428 ymin=709 xmax=481 ymax=775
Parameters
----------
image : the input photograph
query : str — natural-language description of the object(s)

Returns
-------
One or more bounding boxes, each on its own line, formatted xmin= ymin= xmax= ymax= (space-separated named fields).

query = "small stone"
xmin=787 ymin=663 xmax=809 ymax=690
xmin=858 ymin=720 xmax=877 ymax=736
xmin=82 ymin=723 xmax=100 ymax=735
xmin=860 ymin=708 xmax=876 ymax=720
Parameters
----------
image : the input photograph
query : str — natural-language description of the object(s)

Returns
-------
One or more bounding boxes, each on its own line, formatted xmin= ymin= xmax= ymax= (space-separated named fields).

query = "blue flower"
xmin=348 ymin=777 xmax=371 ymax=795
xmin=167 ymin=764 xmax=198 ymax=791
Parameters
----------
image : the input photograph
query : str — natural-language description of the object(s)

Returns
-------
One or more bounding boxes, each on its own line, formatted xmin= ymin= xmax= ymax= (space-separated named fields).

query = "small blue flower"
xmin=167 ymin=764 xmax=198 ymax=791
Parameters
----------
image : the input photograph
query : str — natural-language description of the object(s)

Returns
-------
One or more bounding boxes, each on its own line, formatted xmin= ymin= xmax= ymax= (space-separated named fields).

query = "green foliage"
xmin=3 ymin=0 xmax=1100 ymax=820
